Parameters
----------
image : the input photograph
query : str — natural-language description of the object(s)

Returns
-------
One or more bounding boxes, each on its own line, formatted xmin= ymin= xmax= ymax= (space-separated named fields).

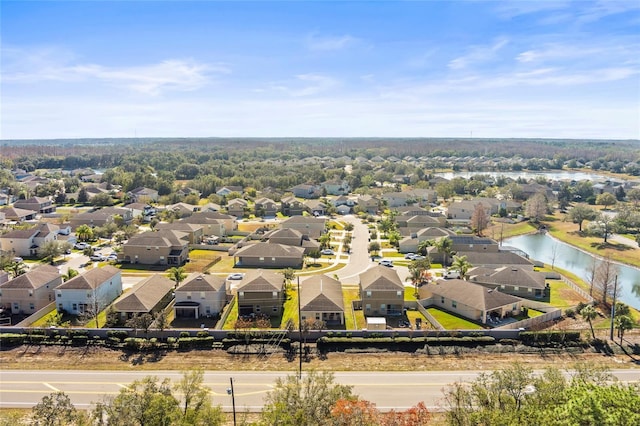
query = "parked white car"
xmin=379 ymin=259 xmax=393 ymax=267
xmin=443 ymin=269 xmax=461 ymax=279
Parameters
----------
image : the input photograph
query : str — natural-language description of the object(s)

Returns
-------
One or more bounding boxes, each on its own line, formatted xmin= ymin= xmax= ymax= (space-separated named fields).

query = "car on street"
xmin=379 ymin=259 xmax=393 ymax=267
xmin=321 ymin=249 xmax=335 ymax=255
xmin=106 ymin=254 xmax=118 ymax=261
xmin=74 ymin=242 xmax=89 ymax=250
xmin=227 ymin=273 xmax=244 ymax=280
xmin=90 ymin=254 xmax=106 ymax=262
xmin=404 ymin=253 xmax=416 ymax=259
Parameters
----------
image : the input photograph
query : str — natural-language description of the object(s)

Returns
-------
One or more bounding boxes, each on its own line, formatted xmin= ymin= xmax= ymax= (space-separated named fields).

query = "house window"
xmin=512 ymin=304 xmax=518 ymax=311
xmin=187 ymin=292 xmax=192 ymax=300
xmin=13 ymin=303 xmax=19 ymax=310
xmin=239 ymin=291 xmax=244 ymax=297
xmin=87 ymin=292 xmax=92 ymax=298
xmin=500 ymin=285 xmax=505 ymax=289
xmin=397 ymin=290 xmax=402 ymax=297
xmin=28 ymin=290 xmax=33 ymax=297
xmin=273 ymin=306 xmax=278 ymax=312
xmin=380 ymin=304 xmax=386 ymax=311
xmin=365 ymin=304 xmax=371 ymax=312
xmin=57 ymin=291 xmax=62 ymax=298
xmin=366 ymin=291 xmax=372 ymax=298
xmin=513 ymin=286 xmax=519 ymax=291
xmin=259 ymin=257 xmax=264 ymax=261
xmin=272 ymin=291 xmax=278 ymax=298
xmin=452 ymin=301 xmax=457 ymax=308
xmin=29 ymin=303 xmax=35 ymax=310
xmin=441 ymin=296 xmax=445 ymax=304
xmin=72 ymin=303 xmax=77 ymax=311
xmin=58 ymin=304 xmax=63 ymax=310
xmin=200 ymin=292 xmax=205 ymax=299
xmin=256 ymin=305 xmax=261 ymax=312
xmin=527 ymin=288 xmax=532 ymax=293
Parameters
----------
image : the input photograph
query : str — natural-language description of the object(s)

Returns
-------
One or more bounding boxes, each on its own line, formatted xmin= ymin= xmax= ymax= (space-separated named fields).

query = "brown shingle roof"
xmin=238 ymin=270 xmax=283 ymax=292
xmin=421 ymin=279 xmax=522 ymax=311
xmin=113 ymin=274 xmax=174 ymax=313
xmin=359 ymin=266 xmax=403 ymax=291
xmin=234 ymin=242 xmax=305 ymax=258
xmin=0 ymin=265 xmax=60 ymax=289
xmin=177 ymin=273 xmax=225 ymax=292
xmin=57 ymin=265 xmax=120 ymax=290
xmin=300 ymin=275 xmax=344 ymax=312
xmin=470 ymin=266 xmax=546 ymax=289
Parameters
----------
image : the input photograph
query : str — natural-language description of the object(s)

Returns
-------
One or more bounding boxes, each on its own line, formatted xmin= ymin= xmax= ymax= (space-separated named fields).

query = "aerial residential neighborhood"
xmin=2 ymin=0 xmax=640 ymax=423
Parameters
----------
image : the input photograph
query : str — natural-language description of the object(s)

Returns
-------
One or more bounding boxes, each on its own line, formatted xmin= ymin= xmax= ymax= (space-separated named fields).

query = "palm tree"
xmin=5 ymin=261 xmax=27 ymax=278
xmin=76 ymin=224 xmax=93 ymax=242
xmin=580 ymin=304 xmax=598 ymax=339
xmin=417 ymin=239 xmax=433 ymax=256
xmin=63 ymin=268 xmax=79 ymax=282
xmin=167 ymin=266 xmax=187 ymax=288
xmin=434 ymin=237 xmax=454 ymax=267
xmin=614 ymin=315 xmax=634 ymax=344
xmin=450 ymin=255 xmax=472 ymax=280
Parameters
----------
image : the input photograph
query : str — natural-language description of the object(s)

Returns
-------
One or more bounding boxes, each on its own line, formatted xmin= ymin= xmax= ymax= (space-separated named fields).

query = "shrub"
xmin=107 ymin=330 xmax=129 ymax=341
xmin=0 ymin=333 xmax=26 ymax=346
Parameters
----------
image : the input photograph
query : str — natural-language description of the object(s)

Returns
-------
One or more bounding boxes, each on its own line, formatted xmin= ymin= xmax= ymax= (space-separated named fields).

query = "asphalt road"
xmin=1 ymin=369 xmax=638 ymax=411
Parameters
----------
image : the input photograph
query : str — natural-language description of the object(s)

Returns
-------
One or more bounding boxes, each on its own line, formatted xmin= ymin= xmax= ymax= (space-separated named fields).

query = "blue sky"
xmin=2 ymin=1 xmax=639 ymax=140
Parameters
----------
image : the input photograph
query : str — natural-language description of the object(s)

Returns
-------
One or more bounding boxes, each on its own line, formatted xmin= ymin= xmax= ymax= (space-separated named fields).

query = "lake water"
xmin=503 ymin=233 xmax=640 ymax=310
xmin=436 ymin=171 xmax=619 ymax=181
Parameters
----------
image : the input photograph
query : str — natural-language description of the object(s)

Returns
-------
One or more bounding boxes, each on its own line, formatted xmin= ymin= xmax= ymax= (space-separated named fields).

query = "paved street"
xmin=1 ymin=369 xmax=638 ymax=411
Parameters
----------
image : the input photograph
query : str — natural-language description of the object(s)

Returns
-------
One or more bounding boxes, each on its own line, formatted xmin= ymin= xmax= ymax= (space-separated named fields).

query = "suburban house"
xmin=447 ymin=199 xmax=493 ymax=221
xmin=113 ymin=274 xmax=175 ymax=322
xmin=0 ymin=223 xmax=60 ymax=257
xmin=0 ymin=265 xmax=62 ymax=315
xmin=127 ymin=187 xmax=159 ymax=203
xmin=454 ymin=251 xmax=534 ymax=270
xmin=359 ymin=265 xmax=404 ymax=316
xmin=405 ymin=189 xmax=438 ymax=206
xmin=280 ymin=196 xmax=305 ymax=216
xmin=55 ymin=265 xmax=122 ymax=316
xmin=226 ymin=198 xmax=248 ymax=218
xmin=520 ymin=183 xmax=555 ymax=201
xmin=254 ymin=197 xmax=278 ymax=217
xmin=262 ymin=228 xmax=320 ymax=254
xmin=236 ymin=269 xmax=284 ymax=317
xmin=216 ymin=186 xmax=243 ymax=197
xmin=280 ymin=216 xmax=326 ymax=239
xmin=321 ymin=179 xmax=351 ymax=196
xmin=300 ymin=274 xmax=344 ymax=326
xmin=419 ymin=279 xmax=524 ymax=325
xmin=304 ymin=200 xmax=327 ymax=217
xmin=381 ymin=192 xmax=416 ymax=208
xmin=0 ymin=206 xmax=37 ymax=222
xmin=154 ymin=222 xmax=204 ymax=244
xmin=120 ymin=230 xmax=190 ymax=265
xmin=69 ymin=207 xmax=134 ymax=229
xmin=13 ymin=197 xmax=56 ymax=214
xmin=357 ymin=195 xmax=380 ymax=215
xmin=178 ymin=211 xmax=236 ymax=236
xmin=164 ymin=202 xmax=198 ymax=218
xmin=396 ymin=215 xmax=446 ymax=234
xmin=176 ymin=187 xmax=201 ymax=198
xmin=233 ymin=242 xmax=305 ymax=268
xmin=289 ymin=184 xmax=322 ymax=199
xmin=398 ymin=227 xmax=457 ymax=254
xmin=449 ymin=235 xmax=499 ymax=253
xmin=174 ymin=273 xmax=227 ymax=319
xmin=468 ymin=266 xmax=549 ymax=299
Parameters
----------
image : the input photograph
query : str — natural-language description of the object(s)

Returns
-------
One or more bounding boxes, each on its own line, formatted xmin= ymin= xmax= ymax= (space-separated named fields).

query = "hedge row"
xmin=519 ymin=331 xmax=582 ymax=346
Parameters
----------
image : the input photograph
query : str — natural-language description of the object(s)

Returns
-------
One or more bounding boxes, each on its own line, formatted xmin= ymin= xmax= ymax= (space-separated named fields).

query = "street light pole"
xmin=609 ymin=275 xmax=618 ymax=341
xmin=227 ymin=377 xmax=236 ymax=426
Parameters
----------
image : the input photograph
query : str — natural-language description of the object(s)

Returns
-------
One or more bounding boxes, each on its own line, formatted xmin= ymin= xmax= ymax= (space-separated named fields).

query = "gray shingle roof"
xmin=235 ymin=242 xmax=305 ymax=258
xmin=177 ymin=273 xmax=226 ymax=292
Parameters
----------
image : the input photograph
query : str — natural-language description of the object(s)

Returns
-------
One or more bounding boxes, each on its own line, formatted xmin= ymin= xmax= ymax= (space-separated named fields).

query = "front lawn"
xmin=426 ymin=307 xmax=484 ymax=330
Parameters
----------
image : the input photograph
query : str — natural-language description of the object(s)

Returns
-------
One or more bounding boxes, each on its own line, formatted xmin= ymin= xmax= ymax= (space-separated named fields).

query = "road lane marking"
xmin=43 ymin=383 xmax=59 ymax=392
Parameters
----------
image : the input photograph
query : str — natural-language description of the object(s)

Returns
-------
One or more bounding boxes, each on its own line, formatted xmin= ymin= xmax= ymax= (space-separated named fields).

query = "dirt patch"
xmin=1 ymin=345 xmax=637 ymax=372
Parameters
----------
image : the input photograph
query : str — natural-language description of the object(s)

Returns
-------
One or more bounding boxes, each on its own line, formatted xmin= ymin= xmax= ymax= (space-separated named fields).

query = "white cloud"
xmin=448 ymin=38 xmax=509 ymax=70
xmin=2 ymin=47 xmax=226 ymax=95
xmin=307 ymin=34 xmax=359 ymax=51
xmin=271 ymin=73 xmax=339 ymax=97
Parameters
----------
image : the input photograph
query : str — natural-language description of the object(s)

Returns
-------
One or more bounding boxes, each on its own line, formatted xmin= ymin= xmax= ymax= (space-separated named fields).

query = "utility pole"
xmin=609 ymin=275 xmax=618 ymax=341
xmin=298 ymin=276 xmax=302 ymax=379
xmin=227 ymin=377 xmax=236 ymax=426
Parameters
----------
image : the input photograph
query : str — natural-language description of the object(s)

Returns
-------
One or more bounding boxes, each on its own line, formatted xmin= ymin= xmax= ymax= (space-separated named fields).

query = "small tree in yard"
xmin=568 ymin=204 xmax=598 ymax=232
xmin=32 ymin=391 xmax=80 ymax=426
xmin=368 ymin=241 xmax=380 ymax=257
xmin=614 ymin=315 xmax=634 ymax=344
xmin=580 ymin=304 xmax=598 ymax=339
xmin=525 ymin=192 xmax=548 ymax=223
xmin=596 ymin=192 xmax=617 ymax=210
xmin=470 ymin=202 xmax=489 ymax=236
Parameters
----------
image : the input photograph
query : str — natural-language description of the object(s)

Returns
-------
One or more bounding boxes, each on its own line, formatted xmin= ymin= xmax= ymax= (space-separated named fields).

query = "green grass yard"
xmin=426 ymin=307 xmax=484 ymax=330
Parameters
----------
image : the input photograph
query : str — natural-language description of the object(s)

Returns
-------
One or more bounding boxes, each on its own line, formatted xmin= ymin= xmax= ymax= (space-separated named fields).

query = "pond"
xmin=435 ymin=170 xmax=620 ymax=182
xmin=503 ymin=233 xmax=640 ymax=310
